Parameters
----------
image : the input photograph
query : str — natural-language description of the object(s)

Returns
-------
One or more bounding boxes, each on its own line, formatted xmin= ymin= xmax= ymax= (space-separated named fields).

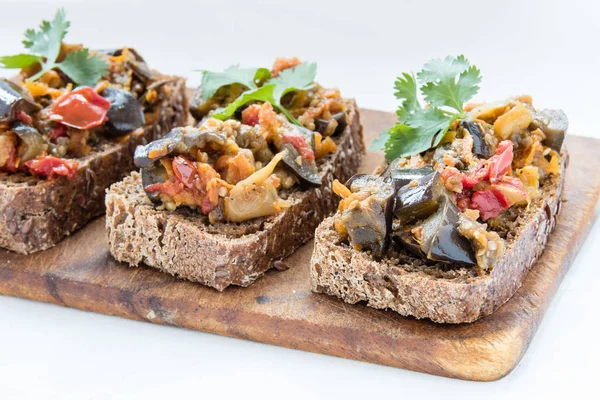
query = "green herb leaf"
xmin=393 ymin=72 xmax=420 ymax=122
xmin=0 ymin=54 xmax=41 ymax=68
xmin=212 ymin=84 xmax=277 ymax=120
xmin=378 ymin=55 xmax=481 ymax=160
xmin=1 ymin=8 xmax=108 ymax=86
xmin=418 ymin=55 xmax=481 ymax=112
xmin=201 ymin=66 xmax=272 ymax=101
xmin=211 ymin=62 xmax=316 ymax=125
xmin=368 ymin=130 xmax=390 ymax=152
xmin=270 ymin=62 xmax=317 ymax=102
xmin=58 ymin=48 xmax=109 ymax=86
xmin=383 ymin=107 xmax=453 ymax=159
xmin=22 ymin=8 xmax=69 ymax=67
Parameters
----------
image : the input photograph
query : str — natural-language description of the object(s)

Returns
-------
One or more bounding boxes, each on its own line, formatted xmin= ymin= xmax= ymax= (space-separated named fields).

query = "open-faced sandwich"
xmin=310 ymin=56 xmax=568 ymax=323
xmin=105 ymin=58 xmax=365 ymax=290
xmin=0 ymin=10 xmax=188 ymax=254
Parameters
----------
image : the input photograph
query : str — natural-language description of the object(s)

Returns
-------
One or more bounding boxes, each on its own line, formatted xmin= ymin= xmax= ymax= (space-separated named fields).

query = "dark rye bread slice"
xmin=0 ymin=77 xmax=188 ymax=254
xmin=310 ymin=151 xmax=568 ymax=324
xmin=105 ymin=100 xmax=364 ymax=291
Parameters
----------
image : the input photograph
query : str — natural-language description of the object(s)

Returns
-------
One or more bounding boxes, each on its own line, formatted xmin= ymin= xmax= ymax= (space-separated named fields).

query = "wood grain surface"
xmin=1 ymin=109 xmax=598 ymax=381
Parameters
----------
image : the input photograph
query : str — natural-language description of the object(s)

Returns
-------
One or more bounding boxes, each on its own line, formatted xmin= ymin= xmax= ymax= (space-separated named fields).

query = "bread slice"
xmin=0 ymin=77 xmax=188 ymax=254
xmin=310 ymin=151 xmax=567 ymax=324
xmin=105 ymin=100 xmax=364 ymax=290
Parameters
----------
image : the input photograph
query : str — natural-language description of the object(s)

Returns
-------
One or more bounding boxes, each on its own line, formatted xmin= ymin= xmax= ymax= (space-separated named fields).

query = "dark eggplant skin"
xmin=141 ymin=163 xmax=167 ymax=203
xmin=341 ymin=179 xmax=395 ymax=257
xmin=314 ymin=111 xmax=348 ymax=136
xmin=12 ymin=123 xmax=46 ymax=162
xmin=381 ymin=163 xmax=435 ymax=190
xmin=277 ymin=125 xmax=322 ymax=187
xmin=134 ymin=127 xmax=227 ymax=168
xmin=280 ymin=143 xmax=322 ymax=187
xmin=392 ymin=228 xmax=426 ymax=258
xmin=347 ymin=164 xmax=434 ymax=195
xmin=0 ymin=79 xmax=41 ymax=123
xmin=101 ymin=88 xmax=145 ymax=137
xmin=96 ymin=48 xmax=145 ymax=62
xmin=532 ymin=109 xmax=568 ymax=151
xmin=345 ymin=173 xmax=379 ymax=192
xmin=418 ymin=197 xmax=477 ymax=266
xmin=462 ymin=120 xmax=491 ymax=158
xmin=96 ymin=48 xmax=153 ymax=82
xmin=394 ymin=172 xmax=446 ymax=223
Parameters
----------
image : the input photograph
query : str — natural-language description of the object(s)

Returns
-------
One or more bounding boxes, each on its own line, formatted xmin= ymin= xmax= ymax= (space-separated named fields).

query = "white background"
xmin=1 ymin=0 xmax=599 ymax=398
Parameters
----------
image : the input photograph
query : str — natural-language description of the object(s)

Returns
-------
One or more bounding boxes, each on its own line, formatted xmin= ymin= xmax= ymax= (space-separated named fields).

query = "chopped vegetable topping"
xmin=23 ymin=155 xmax=78 ymax=179
xmin=48 ymin=87 xmax=110 ymax=129
xmin=207 ymin=61 xmax=317 ymax=125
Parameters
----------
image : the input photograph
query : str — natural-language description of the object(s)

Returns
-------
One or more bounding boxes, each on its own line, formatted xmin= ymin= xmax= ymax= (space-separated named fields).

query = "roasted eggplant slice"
xmin=141 ymin=163 xmax=167 ymax=203
xmin=13 ymin=123 xmax=46 ymax=162
xmin=345 ymin=173 xmax=379 ymax=192
xmin=0 ymin=79 xmax=41 ymax=123
xmin=314 ymin=111 xmax=348 ymax=136
xmin=392 ymin=227 xmax=426 ymax=258
xmin=277 ymin=125 xmax=321 ymax=187
xmin=394 ymin=172 xmax=446 ymax=223
xmin=381 ymin=162 xmax=435 ymax=191
xmin=97 ymin=48 xmax=145 ymax=62
xmin=418 ymin=197 xmax=477 ymax=266
xmin=101 ymin=88 xmax=145 ymax=137
xmin=532 ymin=109 xmax=568 ymax=151
xmin=340 ymin=179 xmax=395 ymax=257
xmin=280 ymin=143 xmax=322 ymax=187
xmin=134 ymin=127 xmax=227 ymax=168
xmin=462 ymin=120 xmax=491 ymax=158
xmin=97 ymin=48 xmax=153 ymax=82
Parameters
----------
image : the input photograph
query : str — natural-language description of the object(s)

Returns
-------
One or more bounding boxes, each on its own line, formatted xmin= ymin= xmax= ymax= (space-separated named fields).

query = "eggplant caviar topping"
xmin=0 ymin=79 xmax=41 ymax=123
xmin=101 ymin=88 xmax=145 ymax=137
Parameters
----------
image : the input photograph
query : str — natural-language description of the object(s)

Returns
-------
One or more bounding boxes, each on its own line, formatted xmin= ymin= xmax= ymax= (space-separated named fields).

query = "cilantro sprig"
xmin=203 ymin=62 xmax=317 ymax=125
xmin=0 ymin=8 xmax=109 ymax=86
xmin=371 ymin=55 xmax=481 ymax=160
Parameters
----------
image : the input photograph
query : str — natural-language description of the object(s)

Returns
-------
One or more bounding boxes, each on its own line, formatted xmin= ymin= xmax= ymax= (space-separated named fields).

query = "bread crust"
xmin=0 ymin=77 xmax=188 ymax=254
xmin=105 ymin=100 xmax=364 ymax=291
xmin=310 ymin=152 xmax=567 ymax=324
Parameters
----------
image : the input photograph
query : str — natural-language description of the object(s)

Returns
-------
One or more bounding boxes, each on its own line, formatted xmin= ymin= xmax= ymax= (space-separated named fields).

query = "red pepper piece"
xmin=23 ymin=156 xmax=79 ymax=180
xmin=48 ymin=87 xmax=111 ymax=130
xmin=470 ymin=189 xmax=508 ymax=221
xmin=172 ymin=156 xmax=198 ymax=189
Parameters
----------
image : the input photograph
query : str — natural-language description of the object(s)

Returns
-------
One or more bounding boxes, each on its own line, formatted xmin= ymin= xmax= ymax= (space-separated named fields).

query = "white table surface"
xmin=1 ymin=0 xmax=598 ymax=398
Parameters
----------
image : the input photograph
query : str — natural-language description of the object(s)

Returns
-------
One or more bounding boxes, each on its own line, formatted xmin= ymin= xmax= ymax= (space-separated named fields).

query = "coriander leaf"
xmin=382 ymin=55 xmax=482 ymax=160
xmin=417 ymin=55 xmax=470 ymax=83
xmin=383 ymin=124 xmax=417 ymax=160
xmin=418 ymin=55 xmax=480 ymax=112
xmin=384 ymin=107 xmax=452 ymax=159
xmin=23 ymin=8 xmax=69 ymax=67
xmin=212 ymin=84 xmax=277 ymax=120
xmin=394 ymin=72 xmax=420 ymax=122
xmin=211 ymin=62 xmax=316 ymax=126
xmin=58 ymin=48 xmax=109 ymax=86
xmin=0 ymin=54 xmax=41 ymax=68
xmin=368 ymin=130 xmax=390 ymax=152
xmin=456 ymin=65 xmax=481 ymax=102
xmin=201 ymin=66 xmax=271 ymax=101
xmin=270 ymin=62 xmax=317 ymax=102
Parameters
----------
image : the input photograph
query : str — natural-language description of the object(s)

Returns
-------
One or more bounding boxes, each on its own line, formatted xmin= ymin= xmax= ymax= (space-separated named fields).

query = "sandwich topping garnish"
xmin=335 ymin=55 xmax=567 ymax=272
xmin=0 ymin=9 xmax=169 ymax=180
xmin=135 ymin=57 xmax=349 ymax=224
xmin=371 ymin=55 xmax=481 ymax=160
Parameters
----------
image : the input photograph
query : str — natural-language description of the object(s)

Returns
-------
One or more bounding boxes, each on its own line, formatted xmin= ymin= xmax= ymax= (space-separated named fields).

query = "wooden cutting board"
xmin=1 ymin=108 xmax=599 ymax=381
